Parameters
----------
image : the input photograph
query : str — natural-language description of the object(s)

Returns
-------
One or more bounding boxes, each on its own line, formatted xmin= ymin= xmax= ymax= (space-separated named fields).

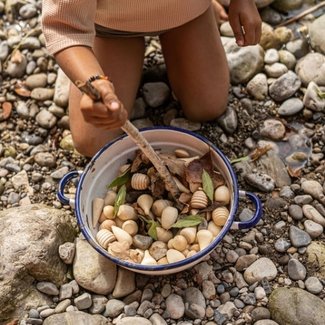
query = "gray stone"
xmin=288 ymin=259 xmax=307 ymax=281
xmin=0 ymin=41 xmax=9 ymax=61
xmin=244 ymin=172 xmax=275 ymax=192
xmin=19 ymin=3 xmax=37 ymax=18
xmin=58 ymin=242 xmax=75 ymax=264
xmin=220 ymin=22 xmax=234 ymax=37
xmin=286 ymin=38 xmax=310 ymax=59
xmin=305 ymin=277 xmax=323 ymax=294
xmin=166 ymin=294 xmax=185 ymax=319
xmin=89 ymin=295 xmax=108 ymax=314
xmin=260 ymin=119 xmax=286 ymax=140
xmin=133 ymin=235 xmax=153 ymax=250
xmin=301 ymin=180 xmax=325 ymax=202
xmin=294 ymin=195 xmax=313 ymax=205
xmin=74 ymin=292 xmax=92 ymax=310
xmin=218 ymin=301 xmax=237 ymax=319
xmin=260 ymin=7 xmax=282 ymax=26
xmin=278 ymin=98 xmax=303 ymax=116
xmin=39 ymin=308 xmax=55 ymax=318
xmin=295 ymin=53 xmax=325 ymax=86
xmin=184 ymin=302 xmax=205 ymax=320
xmin=235 ymin=254 xmax=258 ymax=271
xmin=304 ymin=220 xmax=323 ymax=239
xmin=43 ymin=311 xmax=109 ymax=325
xmin=244 ymin=257 xmax=277 ymax=285
xmin=274 ymin=238 xmax=290 ymax=253
xmin=310 ymin=14 xmax=325 ymax=55
xmin=36 ymin=282 xmax=59 ymax=296
xmin=303 ymin=204 xmax=325 ymax=226
xmin=5 ymin=52 xmax=27 ymax=77
xmin=31 ymin=88 xmax=55 ymax=101
xmin=307 ymin=241 xmax=325 ymax=278
xmin=225 ymin=39 xmax=264 ymax=84
xmin=36 ymin=110 xmax=57 ymax=129
xmin=54 ymin=69 xmax=70 ymax=108
xmin=184 ymin=287 xmax=206 ymax=309
xmin=116 ymin=317 xmax=152 ymax=325
xmin=34 ymin=152 xmax=56 ymax=168
xmin=112 ymin=268 xmax=136 ymax=298
xmin=143 ymin=82 xmax=170 ymax=108
xmin=0 ymin=205 xmax=76 ymax=323
xmin=25 ymin=73 xmax=47 ymax=89
xmin=269 ymin=287 xmax=325 ymax=325
xmin=54 ymin=299 xmax=71 ymax=313
xmin=51 ymin=166 xmax=70 ymax=180
xmin=264 ymin=49 xmax=279 ymax=64
xmin=149 ymin=313 xmax=167 ymax=325
xmin=217 ymin=106 xmax=238 ymax=134
xmin=272 ymin=0 xmax=303 ymax=12
xmin=278 ymin=50 xmax=297 ymax=70
xmin=264 ymin=63 xmax=288 ymax=78
xmin=303 ymin=81 xmax=325 ymax=112
xmin=73 ymin=238 xmax=117 ymax=295
xmin=59 ymin=284 xmax=73 ymax=300
xmin=269 ymin=71 xmax=301 ymax=102
xmin=289 ymin=204 xmax=304 ymax=220
xmin=246 ymin=73 xmax=268 ymax=100
xmin=289 ymin=225 xmax=311 ymax=248
xmin=21 ymin=37 xmax=41 ymax=50
xmin=254 ymin=320 xmax=279 ymax=325
xmin=170 ymin=118 xmax=201 ymax=131
xmin=202 ymin=280 xmax=216 ymax=299
xmin=105 ymin=299 xmax=125 ymax=317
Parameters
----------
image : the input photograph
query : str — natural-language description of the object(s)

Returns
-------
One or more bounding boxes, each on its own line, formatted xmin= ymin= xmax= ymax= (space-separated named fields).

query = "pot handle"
xmin=57 ymin=170 xmax=82 ymax=208
xmin=231 ymin=190 xmax=262 ymax=230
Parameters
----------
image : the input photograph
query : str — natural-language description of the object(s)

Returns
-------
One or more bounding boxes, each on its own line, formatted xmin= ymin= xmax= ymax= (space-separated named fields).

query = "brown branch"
xmin=276 ymin=1 xmax=325 ymax=28
xmin=75 ymin=80 xmax=180 ymax=200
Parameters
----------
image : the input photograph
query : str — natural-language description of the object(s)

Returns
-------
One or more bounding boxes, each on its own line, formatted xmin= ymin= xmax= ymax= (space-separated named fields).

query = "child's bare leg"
xmin=69 ymin=37 xmax=145 ymax=157
xmin=160 ymin=5 xmax=229 ymax=122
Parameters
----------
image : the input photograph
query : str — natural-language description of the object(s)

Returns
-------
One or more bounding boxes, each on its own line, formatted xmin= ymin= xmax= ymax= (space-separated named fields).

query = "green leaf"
xmin=114 ymin=184 xmax=126 ymax=216
xmin=107 ymin=169 xmax=131 ymax=189
xmin=138 ymin=215 xmax=159 ymax=240
xmin=171 ymin=215 xmax=203 ymax=228
xmin=147 ymin=220 xmax=158 ymax=240
xmin=202 ymin=169 xmax=214 ymax=201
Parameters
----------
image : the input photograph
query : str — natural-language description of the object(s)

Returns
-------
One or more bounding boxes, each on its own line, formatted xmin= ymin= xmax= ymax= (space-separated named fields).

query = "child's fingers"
xmin=230 ymin=16 xmax=244 ymax=46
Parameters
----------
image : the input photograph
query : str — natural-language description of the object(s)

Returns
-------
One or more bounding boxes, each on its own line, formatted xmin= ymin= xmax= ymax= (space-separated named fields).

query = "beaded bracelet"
xmin=87 ymin=74 xmax=109 ymax=84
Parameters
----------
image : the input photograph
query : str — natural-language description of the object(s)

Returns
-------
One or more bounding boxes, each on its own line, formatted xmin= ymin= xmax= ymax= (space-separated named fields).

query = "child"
xmin=42 ymin=0 xmax=261 ymax=157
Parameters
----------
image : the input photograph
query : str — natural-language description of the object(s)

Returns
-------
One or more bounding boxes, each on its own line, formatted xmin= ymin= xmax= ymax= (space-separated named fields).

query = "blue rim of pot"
xmin=75 ymin=126 xmax=240 ymax=271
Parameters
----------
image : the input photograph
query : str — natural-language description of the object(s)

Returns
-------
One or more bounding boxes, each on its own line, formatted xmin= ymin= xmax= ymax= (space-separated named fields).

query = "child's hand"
xmin=80 ymin=79 xmax=127 ymax=129
xmin=213 ymin=0 xmax=228 ymax=22
xmin=228 ymin=0 xmax=262 ymax=46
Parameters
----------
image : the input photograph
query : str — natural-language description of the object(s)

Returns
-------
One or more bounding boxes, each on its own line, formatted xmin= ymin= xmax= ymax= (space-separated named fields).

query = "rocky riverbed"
xmin=0 ymin=0 xmax=325 ymax=324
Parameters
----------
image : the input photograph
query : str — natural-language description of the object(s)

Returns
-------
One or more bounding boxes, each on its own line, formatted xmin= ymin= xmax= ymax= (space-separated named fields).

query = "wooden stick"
xmin=276 ymin=1 xmax=325 ymax=27
xmin=76 ymin=80 xmax=180 ymax=200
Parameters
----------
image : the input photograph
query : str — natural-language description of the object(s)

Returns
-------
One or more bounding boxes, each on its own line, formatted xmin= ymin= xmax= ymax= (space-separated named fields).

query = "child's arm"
xmin=228 ymin=0 xmax=262 ymax=46
xmin=42 ymin=1 xmax=126 ymax=129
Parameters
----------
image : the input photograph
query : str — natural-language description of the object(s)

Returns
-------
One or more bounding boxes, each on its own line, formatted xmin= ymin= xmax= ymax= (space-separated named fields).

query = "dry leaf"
xmin=11 ymin=50 xmax=23 ymax=63
xmin=160 ymin=153 xmax=186 ymax=177
xmin=0 ymin=102 xmax=12 ymax=121
xmin=250 ymin=145 xmax=272 ymax=162
xmin=147 ymin=167 xmax=165 ymax=198
xmin=179 ymin=192 xmax=192 ymax=204
xmin=131 ymin=150 xmax=150 ymax=172
xmin=14 ymin=81 xmax=31 ymax=97
xmin=287 ymin=165 xmax=302 ymax=178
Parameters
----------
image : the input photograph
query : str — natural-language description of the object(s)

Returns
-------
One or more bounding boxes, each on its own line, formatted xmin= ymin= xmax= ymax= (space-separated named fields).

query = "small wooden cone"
xmin=92 ymin=197 xmax=105 ymax=228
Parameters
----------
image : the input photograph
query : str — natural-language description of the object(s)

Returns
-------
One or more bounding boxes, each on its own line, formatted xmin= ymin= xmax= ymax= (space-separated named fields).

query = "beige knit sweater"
xmin=42 ymin=0 xmax=211 ymax=55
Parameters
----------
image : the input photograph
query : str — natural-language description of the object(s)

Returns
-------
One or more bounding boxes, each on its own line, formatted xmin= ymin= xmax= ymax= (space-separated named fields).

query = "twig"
xmin=276 ymin=1 xmax=325 ymax=27
xmin=76 ymin=80 xmax=180 ymax=200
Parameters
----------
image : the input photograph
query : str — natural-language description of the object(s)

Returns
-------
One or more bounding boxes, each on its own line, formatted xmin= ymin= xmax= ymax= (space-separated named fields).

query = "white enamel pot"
xmin=58 ymin=127 xmax=262 ymax=275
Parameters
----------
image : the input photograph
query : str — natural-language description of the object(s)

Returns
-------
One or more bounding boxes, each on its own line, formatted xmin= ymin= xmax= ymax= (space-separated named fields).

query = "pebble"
xmin=289 ymin=225 xmax=311 ymax=248
xmin=251 ymin=306 xmax=270 ymax=321
xmin=286 ymin=39 xmax=309 ymax=59
xmin=0 ymin=41 xmax=9 ymax=61
xmin=303 ymin=81 xmax=325 ymax=112
xmin=35 ymin=110 xmax=57 ymax=129
xmin=244 ymin=258 xmax=277 ymax=285
xmin=274 ymin=238 xmax=291 ymax=253
xmin=278 ymin=50 xmax=297 ymax=70
xmin=50 ymin=166 xmax=69 ymax=180
xmin=116 ymin=316 xmax=152 ymax=325
xmin=58 ymin=242 xmax=75 ymax=264
xmin=264 ymin=63 xmax=288 ymax=78
xmin=302 ymin=204 xmax=325 ymax=227
xmin=104 ymin=299 xmax=125 ymax=318
xmin=19 ymin=4 xmax=37 ymax=18
xmin=309 ymin=14 xmax=325 ymax=55
xmin=89 ymin=295 xmax=108 ymax=314
xmin=217 ymin=106 xmax=238 ymax=134
xmin=277 ymin=98 xmax=303 ymax=116
xmin=34 ymin=152 xmax=56 ymax=168
xmin=25 ymin=73 xmax=48 ymax=89
xmin=254 ymin=287 xmax=266 ymax=300
xmin=246 ymin=73 xmax=268 ymax=100
xmin=217 ymin=301 xmax=237 ymax=319
xmin=264 ymin=49 xmax=279 ymax=64
xmin=74 ymin=292 xmax=92 ymax=310
xmin=288 ymin=205 xmax=303 ymax=220
xmin=235 ymin=254 xmax=258 ymax=272
xmin=36 ymin=282 xmax=59 ymax=296
xmin=287 ymin=259 xmax=307 ymax=280
xmin=269 ymin=71 xmax=301 ymax=102
xmin=59 ymin=283 xmax=73 ymax=300
xmin=260 ymin=119 xmax=286 ymax=140
xmin=54 ymin=299 xmax=71 ymax=313
xmin=244 ymin=172 xmax=275 ymax=192
xmin=150 ymin=313 xmax=167 ymax=325
xmin=304 ymin=276 xmax=323 ymax=294
xmin=143 ymin=82 xmax=170 ymax=107
xmin=304 ymin=220 xmax=323 ymax=239
xmin=165 ymin=294 xmax=185 ymax=319
xmin=294 ymin=195 xmax=313 ymax=205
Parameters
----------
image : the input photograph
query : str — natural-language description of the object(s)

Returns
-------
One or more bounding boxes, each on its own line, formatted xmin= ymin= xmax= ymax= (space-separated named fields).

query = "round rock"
xmin=305 ymin=277 xmax=323 ymax=294
xmin=244 ymin=257 xmax=277 ymax=284
xmin=288 ymin=259 xmax=306 ymax=281
xmin=278 ymin=98 xmax=303 ymax=116
xmin=310 ymin=15 xmax=325 ymax=55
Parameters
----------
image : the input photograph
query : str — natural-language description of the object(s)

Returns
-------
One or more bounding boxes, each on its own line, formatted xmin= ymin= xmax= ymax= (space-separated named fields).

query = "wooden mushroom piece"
xmin=212 ymin=207 xmax=229 ymax=226
xmin=92 ymin=197 xmax=105 ymax=228
xmin=190 ymin=190 xmax=208 ymax=209
xmin=137 ymin=194 xmax=153 ymax=216
xmin=131 ymin=173 xmax=150 ymax=190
